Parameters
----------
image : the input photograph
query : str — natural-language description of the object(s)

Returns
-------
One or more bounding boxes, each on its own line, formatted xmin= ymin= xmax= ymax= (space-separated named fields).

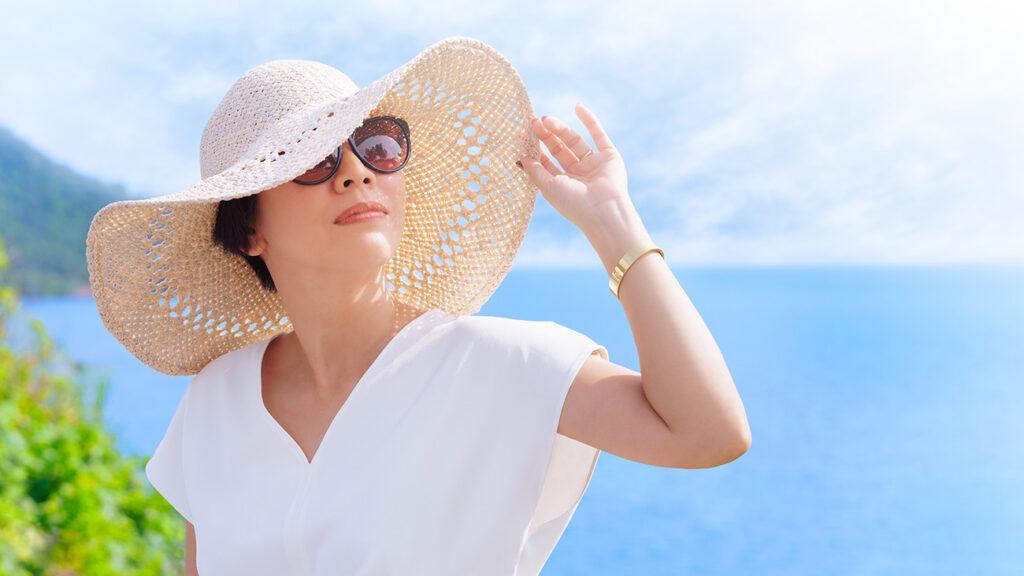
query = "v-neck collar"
xmin=253 ymin=307 xmax=448 ymax=468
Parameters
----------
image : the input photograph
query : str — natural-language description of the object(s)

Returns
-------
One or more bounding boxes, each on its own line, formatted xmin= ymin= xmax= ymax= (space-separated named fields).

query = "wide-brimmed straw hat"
xmin=85 ymin=36 xmax=543 ymax=376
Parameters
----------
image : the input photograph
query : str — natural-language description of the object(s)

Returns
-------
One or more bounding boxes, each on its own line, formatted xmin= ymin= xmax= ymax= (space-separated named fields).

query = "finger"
xmin=540 ymin=115 xmax=593 ymax=162
xmin=531 ymin=117 xmax=579 ymax=170
xmin=575 ymin=102 xmax=615 ymax=152
xmin=519 ymin=156 xmax=554 ymax=194
xmin=537 ymin=152 xmax=561 ymax=176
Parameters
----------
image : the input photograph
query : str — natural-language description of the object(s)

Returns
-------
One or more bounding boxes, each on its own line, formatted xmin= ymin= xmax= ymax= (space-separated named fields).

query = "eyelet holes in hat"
xmin=393 ymin=79 xmax=451 ymax=104
xmin=186 ymin=306 xmax=289 ymax=338
xmin=146 ymin=204 xmax=291 ymax=346
xmin=414 ymin=102 xmax=486 ymax=279
xmin=249 ymin=109 xmax=339 ymax=167
xmin=386 ymin=74 xmax=518 ymax=301
xmin=386 ymin=261 xmax=438 ymax=293
xmin=447 ymin=106 xmax=488 ymax=242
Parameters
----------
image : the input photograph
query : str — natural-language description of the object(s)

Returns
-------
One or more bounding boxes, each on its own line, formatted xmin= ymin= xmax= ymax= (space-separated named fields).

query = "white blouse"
xmin=145 ymin=308 xmax=609 ymax=575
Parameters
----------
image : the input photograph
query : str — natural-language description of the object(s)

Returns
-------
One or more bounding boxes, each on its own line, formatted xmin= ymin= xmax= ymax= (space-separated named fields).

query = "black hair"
xmin=212 ymin=194 xmax=277 ymax=293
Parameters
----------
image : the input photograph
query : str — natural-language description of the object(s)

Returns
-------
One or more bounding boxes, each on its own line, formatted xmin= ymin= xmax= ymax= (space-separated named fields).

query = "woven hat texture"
xmin=86 ymin=36 xmax=542 ymax=375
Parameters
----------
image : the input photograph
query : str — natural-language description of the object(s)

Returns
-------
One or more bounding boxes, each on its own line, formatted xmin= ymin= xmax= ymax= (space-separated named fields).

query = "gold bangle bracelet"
xmin=608 ymin=242 xmax=664 ymax=300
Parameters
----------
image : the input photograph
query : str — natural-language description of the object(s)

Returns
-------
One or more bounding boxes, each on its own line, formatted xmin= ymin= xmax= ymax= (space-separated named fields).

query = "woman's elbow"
xmin=721 ymin=423 xmax=752 ymax=463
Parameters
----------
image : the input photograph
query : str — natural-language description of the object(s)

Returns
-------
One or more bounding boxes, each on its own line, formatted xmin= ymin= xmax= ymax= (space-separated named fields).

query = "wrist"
xmin=582 ymin=201 xmax=655 ymax=276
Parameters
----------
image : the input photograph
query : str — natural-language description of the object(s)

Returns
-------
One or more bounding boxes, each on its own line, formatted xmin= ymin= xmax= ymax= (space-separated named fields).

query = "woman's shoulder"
xmin=448 ymin=312 xmax=546 ymax=337
xmin=447 ymin=312 xmax=586 ymax=352
xmin=184 ymin=337 xmax=263 ymax=398
xmin=204 ymin=339 xmax=259 ymax=375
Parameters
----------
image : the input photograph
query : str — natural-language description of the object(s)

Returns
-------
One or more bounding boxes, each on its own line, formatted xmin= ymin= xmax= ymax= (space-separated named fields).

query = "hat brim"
xmin=86 ymin=36 xmax=543 ymax=375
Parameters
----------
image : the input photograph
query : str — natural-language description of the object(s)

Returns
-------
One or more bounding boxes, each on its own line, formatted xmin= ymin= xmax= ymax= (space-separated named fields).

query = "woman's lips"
xmin=335 ymin=210 xmax=387 ymax=224
xmin=334 ymin=200 xmax=388 ymax=224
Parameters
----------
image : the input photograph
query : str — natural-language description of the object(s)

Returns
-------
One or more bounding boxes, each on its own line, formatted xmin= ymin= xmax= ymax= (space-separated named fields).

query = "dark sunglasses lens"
xmin=296 ymin=147 xmax=340 ymax=183
xmin=352 ymin=117 xmax=409 ymax=171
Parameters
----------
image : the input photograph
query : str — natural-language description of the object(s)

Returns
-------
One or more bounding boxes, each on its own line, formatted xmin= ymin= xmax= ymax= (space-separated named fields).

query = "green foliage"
xmin=0 ymin=238 xmax=186 ymax=575
xmin=0 ymin=124 xmax=131 ymax=296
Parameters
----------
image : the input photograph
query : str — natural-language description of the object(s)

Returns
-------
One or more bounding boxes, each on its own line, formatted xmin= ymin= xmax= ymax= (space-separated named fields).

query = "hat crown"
xmin=199 ymin=59 xmax=359 ymax=179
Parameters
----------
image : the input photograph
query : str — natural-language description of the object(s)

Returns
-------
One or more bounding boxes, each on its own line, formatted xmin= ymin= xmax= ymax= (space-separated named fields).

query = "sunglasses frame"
xmin=293 ymin=114 xmax=411 ymax=185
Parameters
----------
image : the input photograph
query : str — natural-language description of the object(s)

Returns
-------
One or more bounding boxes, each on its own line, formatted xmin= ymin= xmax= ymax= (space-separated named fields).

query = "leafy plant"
xmin=0 ymin=237 xmax=185 ymax=575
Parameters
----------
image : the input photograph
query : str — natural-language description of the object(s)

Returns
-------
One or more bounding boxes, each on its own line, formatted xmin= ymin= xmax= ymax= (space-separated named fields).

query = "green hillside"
xmin=0 ymin=125 xmax=130 ymax=297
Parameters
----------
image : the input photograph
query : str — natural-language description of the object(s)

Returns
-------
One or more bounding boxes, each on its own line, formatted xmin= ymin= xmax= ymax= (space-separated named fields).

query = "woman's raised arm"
xmin=518 ymin=103 xmax=751 ymax=468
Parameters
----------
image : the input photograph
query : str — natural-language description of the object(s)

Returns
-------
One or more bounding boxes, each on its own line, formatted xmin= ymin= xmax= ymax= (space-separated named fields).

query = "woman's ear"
xmin=245 ymin=231 xmax=266 ymax=257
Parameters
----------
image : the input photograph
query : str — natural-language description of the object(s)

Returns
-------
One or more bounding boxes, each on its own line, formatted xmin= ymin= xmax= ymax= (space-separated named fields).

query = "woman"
xmin=86 ymin=37 xmax=749 ymax=575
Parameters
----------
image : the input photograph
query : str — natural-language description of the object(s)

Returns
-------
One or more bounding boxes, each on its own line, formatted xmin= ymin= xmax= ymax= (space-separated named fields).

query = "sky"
xmin=1 ymin=0 xmax=1021 ymax=266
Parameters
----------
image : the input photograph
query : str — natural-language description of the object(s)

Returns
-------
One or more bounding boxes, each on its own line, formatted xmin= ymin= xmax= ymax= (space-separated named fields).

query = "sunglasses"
xmin=293 ymin=115 xmax=411 ymax=185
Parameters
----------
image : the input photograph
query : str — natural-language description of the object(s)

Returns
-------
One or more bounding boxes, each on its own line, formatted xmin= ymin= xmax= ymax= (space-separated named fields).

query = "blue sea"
xmin=13 ymin=266 xmax=1024 ymax=575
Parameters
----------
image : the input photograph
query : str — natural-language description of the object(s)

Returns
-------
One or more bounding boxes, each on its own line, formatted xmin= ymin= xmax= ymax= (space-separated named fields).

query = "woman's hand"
xmin=516 ymin=102 xmax=636 ymax=236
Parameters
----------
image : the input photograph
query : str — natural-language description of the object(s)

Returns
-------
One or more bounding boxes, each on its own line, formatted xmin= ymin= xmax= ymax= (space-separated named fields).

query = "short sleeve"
xmin=145 ymin=381 xmax=194 ymax=523
xmin=515 ymin=320 xmax=609 ymax=575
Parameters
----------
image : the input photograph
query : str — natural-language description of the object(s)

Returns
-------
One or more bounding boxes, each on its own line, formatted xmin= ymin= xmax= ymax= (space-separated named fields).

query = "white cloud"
xmin=0 ymin=0 xmax=1020 ymax=264
xmin=513 ymin=226 xmax=600 ymax=269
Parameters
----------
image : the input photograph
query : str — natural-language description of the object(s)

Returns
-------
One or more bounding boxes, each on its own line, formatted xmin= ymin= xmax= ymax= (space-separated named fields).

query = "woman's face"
xmin=245 ymin=139 xmax=407 ymax=277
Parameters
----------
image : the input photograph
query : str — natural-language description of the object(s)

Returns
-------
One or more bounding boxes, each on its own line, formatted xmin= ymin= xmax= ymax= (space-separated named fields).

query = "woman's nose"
xmin=332 ymin=140 xmax=375 ymax=191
